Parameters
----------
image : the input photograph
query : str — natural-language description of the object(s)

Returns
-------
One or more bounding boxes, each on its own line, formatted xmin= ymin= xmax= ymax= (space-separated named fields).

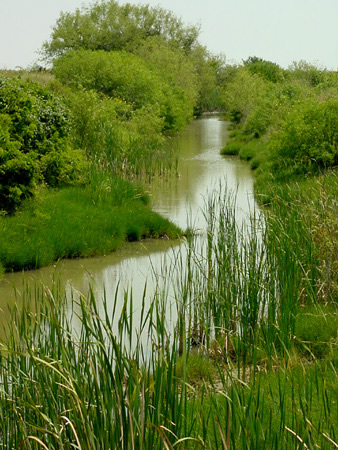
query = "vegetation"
xmin=0 ymin=188 xmax=336 ymax=448
xmin=0 ymin=172 xmax=180 ymax=272
xmin=41 ymin=0 xmax=200 ymax=58
xmin=1 ymin=0 xmax=222 ymax=271
xmin=0 ymin=0 xmax=337 ymax=446
xmin=0 ymin=75 xmax=87 ymax=212
xmin=220 ymin=58 xmax=337 ymax=300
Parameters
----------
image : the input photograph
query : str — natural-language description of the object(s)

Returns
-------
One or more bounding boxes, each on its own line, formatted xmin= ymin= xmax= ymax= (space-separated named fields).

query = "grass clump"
xmin=176 ymin=353 xmax=217 ymax=385
xmin=294 ymin=306 xmax=337 ymax=359
xmin=0 ymin=172 xmax=181 ymax=272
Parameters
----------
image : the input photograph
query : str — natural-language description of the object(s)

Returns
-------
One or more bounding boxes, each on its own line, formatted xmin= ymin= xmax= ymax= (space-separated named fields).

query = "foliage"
xmin=42 ymin=0 xmax=223 ymax=115
xmin=243 ymin=56 xmax=285 ymax=83
xmin=0 ymin=114 xmax=37 ymax=211
xmin=221 ymin=59 xmax=338 ymax=179
xmin=0 ymin=75 xmax=87 ymax=212
xmin=135 ymin=36 xmax=199 ymax=124
xmin=221 ymin=67 xmax=271 ymax=123
xmin=190 ymin=46 xmax=224 ymax=112
xmin=53 ymin=49 xmax=195 ymax=132
xmin=288 ymin=60 xmax=327 ymax=87
xmin=42 ymin=0 xmax=200 ymax=60
xmin=56 ymin=85 xmax=170 ymax=176
xmin=269 ymin=99 xmax=338 ymax=178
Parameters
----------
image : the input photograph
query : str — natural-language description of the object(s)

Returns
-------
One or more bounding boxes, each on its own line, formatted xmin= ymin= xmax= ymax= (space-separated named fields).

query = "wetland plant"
xmin=0 ymin=187 xmax=336 ymax=448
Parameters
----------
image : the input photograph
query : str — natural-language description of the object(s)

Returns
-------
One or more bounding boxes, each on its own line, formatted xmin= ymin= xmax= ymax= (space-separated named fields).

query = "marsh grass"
xmin=0 ymin=186 xmax=336 ymax=448
xmin=0 ymin=171 xmax=180 ymax=273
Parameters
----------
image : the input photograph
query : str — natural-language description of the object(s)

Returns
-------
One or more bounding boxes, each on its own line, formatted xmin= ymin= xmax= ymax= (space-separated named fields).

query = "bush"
xmin=221 ymin=68 xmax=271 ymax=123
xmin=269 ymin=99 xmax=338 ymax=179
xmin=243 ymin=56 xmax=285 ymax=83
xmin=0 ymin=75 xmax=87 ymax=212
xmin=40 ymin=147 xmax=88 ymax=187
xmin=0 ymin=114 xmax=38 ymax=211
xmin=53 ymin=49 xmax=196 ymax=132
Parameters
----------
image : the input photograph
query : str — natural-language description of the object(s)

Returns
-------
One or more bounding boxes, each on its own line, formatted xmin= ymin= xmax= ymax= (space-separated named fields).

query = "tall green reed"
xmin=0 ymin=185 xmax=335 ymax=448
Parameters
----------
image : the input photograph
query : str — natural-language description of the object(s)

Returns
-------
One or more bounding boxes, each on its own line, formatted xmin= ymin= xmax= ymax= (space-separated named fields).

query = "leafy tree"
xmin=243 ymin=56 xmax=285 ymax=83
xmin=222 ymin=67 xmax=271 ymax=123
xmin=135 ymin=37 xmax=198 ymax=125
xmin=42 ymin=0 xmax=200 ymax=61
xmin=190 ymin=46 xmax=223 ymax=112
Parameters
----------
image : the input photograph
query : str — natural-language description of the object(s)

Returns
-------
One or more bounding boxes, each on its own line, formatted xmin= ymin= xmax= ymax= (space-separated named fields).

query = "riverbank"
xmin=220 ymin=60 xmax=337 ymax=302
xmin=221 ymin=128 xmax=337 ymax=303
xmin=0 ymin=172 xmax=181 ymax=275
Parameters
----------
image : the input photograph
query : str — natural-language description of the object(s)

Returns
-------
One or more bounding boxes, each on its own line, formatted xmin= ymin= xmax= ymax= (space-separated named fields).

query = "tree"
xmin=42 ymin=0 xmax=200 ymax=61
xmin=243 ymin=56 xmax=285 ymax=83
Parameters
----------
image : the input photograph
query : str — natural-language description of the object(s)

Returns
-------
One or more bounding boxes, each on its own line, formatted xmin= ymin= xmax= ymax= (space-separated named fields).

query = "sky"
xmin=0 ymin=0 xmax=337 ymax=70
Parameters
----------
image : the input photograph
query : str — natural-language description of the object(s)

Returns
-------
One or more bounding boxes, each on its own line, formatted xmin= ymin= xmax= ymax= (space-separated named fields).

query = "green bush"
xmin=53 ymin=49 xmax=196 ymax=132
xmin=0 ymin=114 xmax=38 ymax=211
xmin=221 ymin=68 xmax=271 ymax=123
xmin=40 ymin=148 xmax=88 ymax=187
xmin=0 ymin=75 xmax=87 ymax=212
xmin=269 ymin=99 xmax=338 ymax=179
xmin=243 ymin=56 xmax=286 ymax=83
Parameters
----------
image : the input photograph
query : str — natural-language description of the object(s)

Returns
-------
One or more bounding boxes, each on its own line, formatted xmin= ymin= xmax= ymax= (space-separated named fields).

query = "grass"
xmin=0 ymin=171 xmax=181 ymax=273
xmin=221 ymin=124 xmax=337 ymax=301
xmin=1 ymin=185 xmax=336 ymax=447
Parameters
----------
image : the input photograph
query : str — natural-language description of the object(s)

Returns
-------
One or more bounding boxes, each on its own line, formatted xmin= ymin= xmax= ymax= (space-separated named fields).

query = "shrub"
xmin=40 ymin=147 xmax=88 ymax=187
xmin=53 ymin=49 xmax=196 ymax=132
xmin=243 ymin=56 xmax=286 ymax=83
xmin=221 ymin=68 xmax=271 ymax=124
xmin=0 ymin=114 xmax=38 ymax=211
xmin=0 ymin=75 xmax=87 ymax=212
xmin=269 ymin=99 xmax=338 ymax=179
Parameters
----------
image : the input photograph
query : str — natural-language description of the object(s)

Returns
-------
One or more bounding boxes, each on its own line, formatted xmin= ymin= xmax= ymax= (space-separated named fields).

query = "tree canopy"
xmin=42 ymin=0 xmax=200 ymax=61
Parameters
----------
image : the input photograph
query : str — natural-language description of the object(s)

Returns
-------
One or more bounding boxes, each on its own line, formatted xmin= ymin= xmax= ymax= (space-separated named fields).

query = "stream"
xmin=0 ymin=116 xmax=256 ymax=338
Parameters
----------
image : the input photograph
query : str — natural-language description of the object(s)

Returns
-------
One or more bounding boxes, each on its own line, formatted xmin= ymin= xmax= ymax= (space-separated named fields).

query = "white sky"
xmin=0 ymin=0 xmax=337 ymax=70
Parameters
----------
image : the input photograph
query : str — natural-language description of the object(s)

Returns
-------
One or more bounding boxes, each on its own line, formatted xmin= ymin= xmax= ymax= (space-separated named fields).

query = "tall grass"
xmin=0 ymin=186 xmax=336 ymax=448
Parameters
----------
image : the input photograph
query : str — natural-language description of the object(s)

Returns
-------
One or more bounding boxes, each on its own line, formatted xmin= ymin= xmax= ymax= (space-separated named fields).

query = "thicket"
xmin=53 ymin=48 xmax=196 ymax=132
xmin=0 ymin=75 xmax=87 ymax=212
xmin=220 ymin=58 xmax=338 ymax=300
xmin=221 ymin=59 xmax=338 ymax=180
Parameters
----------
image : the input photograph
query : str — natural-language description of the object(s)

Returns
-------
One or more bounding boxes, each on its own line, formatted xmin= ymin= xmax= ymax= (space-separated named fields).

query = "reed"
xmin=0 ymin=185 xmax=336 ymax=448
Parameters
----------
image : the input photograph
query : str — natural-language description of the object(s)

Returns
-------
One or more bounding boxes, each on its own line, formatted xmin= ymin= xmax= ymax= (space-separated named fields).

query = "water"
xmin=0 ymin=117 xmax=255 ymax=337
